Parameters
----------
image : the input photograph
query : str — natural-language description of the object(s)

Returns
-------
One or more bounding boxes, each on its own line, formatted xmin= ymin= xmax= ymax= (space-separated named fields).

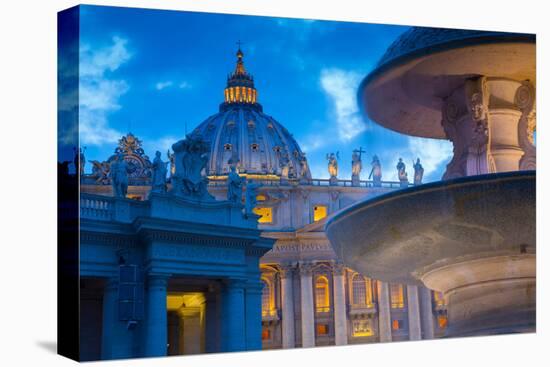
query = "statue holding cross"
xmin=351 ymin=147 xmax=365 ymax=186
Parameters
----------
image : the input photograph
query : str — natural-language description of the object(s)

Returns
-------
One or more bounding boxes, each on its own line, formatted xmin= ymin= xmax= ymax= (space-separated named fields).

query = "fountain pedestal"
xmin=325 ymin=172 xmax=536 ymax=337
xmin=420 ymin=254 xmax=535 ymax=336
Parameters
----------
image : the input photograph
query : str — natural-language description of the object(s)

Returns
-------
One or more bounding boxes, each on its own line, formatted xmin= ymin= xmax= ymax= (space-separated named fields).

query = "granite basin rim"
xmin=324 ymin=171 xmax=536 ymax=285
xmin=358 ymin=35 xmax=535 ymax=138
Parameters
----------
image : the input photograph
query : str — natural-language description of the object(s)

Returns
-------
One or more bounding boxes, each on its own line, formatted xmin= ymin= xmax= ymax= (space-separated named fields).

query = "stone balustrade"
xmin=80 ymin=195 xmax=114 ymax=220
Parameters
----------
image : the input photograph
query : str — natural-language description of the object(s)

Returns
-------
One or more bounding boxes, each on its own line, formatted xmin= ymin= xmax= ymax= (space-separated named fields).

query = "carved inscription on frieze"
xmin=151 ymin=243 xmax=244 ymax=264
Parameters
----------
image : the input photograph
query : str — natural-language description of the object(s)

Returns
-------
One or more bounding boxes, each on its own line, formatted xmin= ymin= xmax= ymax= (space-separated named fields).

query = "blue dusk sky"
xmin=76 ymin=5 xmax=452 ymax=181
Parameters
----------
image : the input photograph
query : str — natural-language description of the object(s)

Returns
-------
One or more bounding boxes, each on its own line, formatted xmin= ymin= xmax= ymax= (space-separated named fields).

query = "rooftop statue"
xmin=244 ymin=179 xmax=261 ymax=216
xmin=351 ymin=147 xmax=365 ymax=186
xmin=227 ymin=158 xmax=243 ymax=204
xmin=167 ymin=149 xmax=175 ymax=179
xmin=396 ymin=157 xmax=409 ymax=187
xmin=91 ymin=161 xmax=111 ymax=184
xmin=151 ymin=151 xmax=168 ymax=193
xmin=74 ymin=146 xmax=86 ymax=176
xmin=368 ymin=155 xmax=382 ymax=187
xmin=298 ymin=152 xmax=312 ymax=183
xmin=171 ymin=134 xmax=214 ymax=200
xmin=110 ymin=152 xmax=129 ymax=198
xmin=279 ymin=153 xmax=291 ymax=180
xmin=413 ymin=158 xmax=424 ymax=185
xmin=327 ymin=152 xmax=339 ymax=185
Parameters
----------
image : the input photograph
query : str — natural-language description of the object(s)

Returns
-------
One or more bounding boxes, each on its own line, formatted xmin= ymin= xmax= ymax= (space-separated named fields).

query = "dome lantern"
xmin=222 ymin=45 xmax=259 ymax=110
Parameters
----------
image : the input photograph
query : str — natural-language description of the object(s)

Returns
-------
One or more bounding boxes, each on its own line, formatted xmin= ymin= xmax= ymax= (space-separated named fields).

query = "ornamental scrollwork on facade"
xmin=88 ymin=133 xmax=154 ymax=185
xmin=441 ymin=76 xmax=493 ymax=179
xmin=516 ymin=81 xmax=536 ymax=170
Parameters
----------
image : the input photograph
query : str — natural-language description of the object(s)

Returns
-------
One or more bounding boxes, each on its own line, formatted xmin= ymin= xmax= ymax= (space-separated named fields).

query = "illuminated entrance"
xmin=167 ymin=292 xmax=206 ymax=355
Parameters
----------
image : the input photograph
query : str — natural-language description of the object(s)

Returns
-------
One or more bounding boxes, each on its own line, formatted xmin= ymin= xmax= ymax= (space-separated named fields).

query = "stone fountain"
xmin=326 ymin=27 xmax=536 ymax=337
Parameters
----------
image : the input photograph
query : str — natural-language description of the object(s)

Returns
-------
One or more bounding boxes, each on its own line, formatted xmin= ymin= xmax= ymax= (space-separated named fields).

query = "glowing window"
xmin=316 ymin=324 xmax=329 ymax=336
xmin=313 ymin=205 xmax=328 ymax=222
xmin=262 ymin=327 xmax=271 ymax=340
xmin=390 ymin=284 xmax=405 ymax=308
xmin=253 ymin=207 xmax=273 ymax=223
xmin=352 ymin=319 xmax=374 ymax=337
xmin=315 ymin=276 xmax=330 ymax=312
xmin=352 ymin=275 xmax=373 ymax=306
xmin=437 ymin=314 xmax=448 ymax=329
xmin=256 ymin=194 xmax=266 ymax=202
xmin=261 ymin=279 xmax=272 ymax=316
xmin=392 ymin=319 xmax=404 ymax=330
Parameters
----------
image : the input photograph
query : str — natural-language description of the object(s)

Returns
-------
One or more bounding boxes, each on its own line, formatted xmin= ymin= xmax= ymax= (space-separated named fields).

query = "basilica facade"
xmin=78 ymin=47 xmax=447 ymax=360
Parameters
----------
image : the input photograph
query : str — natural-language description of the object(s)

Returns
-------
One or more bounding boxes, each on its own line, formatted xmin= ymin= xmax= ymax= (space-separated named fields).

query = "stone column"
xmin=177 ymin=307 xmax=202 ymax=354
xmin=204 ymin=290 xmax=219 ymax=353
xmin=377 ymin=281 xmax=392 ymax=342
xmin=419 ymin=287 xmax=435 ymax=340
xmin=144 ymin=274 xmax=169 ymax=357
xmin=299 ymin=262 xmax=315 ymax=348
xmin=332 ymin=262 xmax=348 ymax=345
xmin=244 ymin=281 xmax=264 ymax=351
xmin=220 ymin=279 xmax=246 ymax=352
xmin=280 ymin=263 xmax=296 ymax=348
xmin=442 ymin=77 xmax=536 ymax=179
xmin=101 ymin=278 xmax=134 ymax=359
xmin=406 ymin=285 xmax=422 ymax=341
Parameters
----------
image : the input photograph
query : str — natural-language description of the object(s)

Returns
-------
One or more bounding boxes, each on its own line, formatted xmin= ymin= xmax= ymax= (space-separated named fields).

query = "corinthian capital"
xmin=279 ymin=263 xmax=296 ymax=279
xmin=298 ymin=261 xmax=314 ymax=276
xmin=331 ymin=261 xmax=346 ymax=276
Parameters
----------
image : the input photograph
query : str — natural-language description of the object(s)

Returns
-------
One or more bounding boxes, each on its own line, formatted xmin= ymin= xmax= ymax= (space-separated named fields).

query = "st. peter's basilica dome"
xmin=189 ymin=48 xmax=311 ymax=181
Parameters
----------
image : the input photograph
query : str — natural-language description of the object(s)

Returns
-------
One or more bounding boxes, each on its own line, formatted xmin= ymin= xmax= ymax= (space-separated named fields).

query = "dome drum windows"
xmin=250 ymin=143 xmax=260 ymax=152
xmin=223 ymin=143 xmax=232 ymax=151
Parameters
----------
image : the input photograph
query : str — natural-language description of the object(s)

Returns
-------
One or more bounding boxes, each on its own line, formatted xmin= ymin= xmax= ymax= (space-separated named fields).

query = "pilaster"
xmin=299 ymin=262 xmax=315 ymax=348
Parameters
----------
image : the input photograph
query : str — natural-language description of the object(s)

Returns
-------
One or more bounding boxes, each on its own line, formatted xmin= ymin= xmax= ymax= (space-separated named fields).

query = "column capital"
xmin=243 ymin=280 xmax=264 ymax=295
xmin=222 ymin=278 xmax=247 ymax=290
xmin=146 ymin=273 xmax=170 ymax=289
xmin=279 ymin=262 xmax=296 ymax=279
xmin=331 ymin=261 xmax=346 ymax=276
xmin=298 ymin=261 xmax=314 ymax=276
